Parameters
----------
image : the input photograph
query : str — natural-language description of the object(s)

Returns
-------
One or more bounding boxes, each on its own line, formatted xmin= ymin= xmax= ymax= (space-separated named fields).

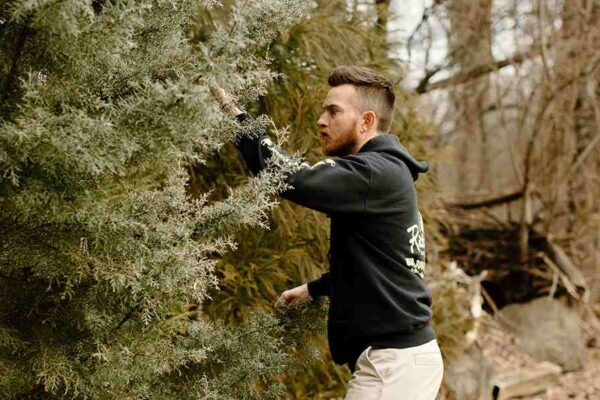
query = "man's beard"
xmin=323 ymin=126 xmax=360 ymax=157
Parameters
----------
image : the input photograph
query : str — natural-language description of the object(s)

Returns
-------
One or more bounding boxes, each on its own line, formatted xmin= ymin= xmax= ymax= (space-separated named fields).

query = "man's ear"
xmin=362 ymin=111 xmax=377 ymax=132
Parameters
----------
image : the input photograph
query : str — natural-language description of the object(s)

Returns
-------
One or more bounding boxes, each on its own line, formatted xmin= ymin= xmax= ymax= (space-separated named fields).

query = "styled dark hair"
xmin=328 ymin=65 xmax=396 ymax=132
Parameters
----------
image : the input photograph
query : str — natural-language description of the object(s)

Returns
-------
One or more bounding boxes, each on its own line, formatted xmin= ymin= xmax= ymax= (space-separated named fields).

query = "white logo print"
xmin=309 ymin=158 xmax=337 ymax=169
xmin=405 ymin=212 xmax=426 ymax=278
xmin=407 ymin=212 xmax=425 ymax=255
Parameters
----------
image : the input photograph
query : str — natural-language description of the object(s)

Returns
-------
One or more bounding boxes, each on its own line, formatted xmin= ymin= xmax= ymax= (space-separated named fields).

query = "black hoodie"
xmin=234 ymin=112 xmax=435 ymax=372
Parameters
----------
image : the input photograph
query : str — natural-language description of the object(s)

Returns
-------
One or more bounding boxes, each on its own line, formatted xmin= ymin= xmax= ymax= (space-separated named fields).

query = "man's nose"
xmin=317 ymin=114 xmax=327 ymax=128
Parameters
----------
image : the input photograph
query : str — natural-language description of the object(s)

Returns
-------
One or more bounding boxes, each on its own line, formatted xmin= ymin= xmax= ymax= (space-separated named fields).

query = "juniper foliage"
xmin=0 ymin=0 xmax=318 ymax=398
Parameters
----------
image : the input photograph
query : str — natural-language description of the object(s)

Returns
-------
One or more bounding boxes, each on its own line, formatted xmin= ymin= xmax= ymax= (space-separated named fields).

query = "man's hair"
xmin=328 ymin=65 xmax=396 ymax=132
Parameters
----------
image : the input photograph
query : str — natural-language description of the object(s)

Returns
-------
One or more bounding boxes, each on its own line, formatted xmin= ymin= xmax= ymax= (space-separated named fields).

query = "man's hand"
xmin=209 ymin=85 xmax=244 ymax=118
xmin=275 ymin=283 xmax=311 ymax=308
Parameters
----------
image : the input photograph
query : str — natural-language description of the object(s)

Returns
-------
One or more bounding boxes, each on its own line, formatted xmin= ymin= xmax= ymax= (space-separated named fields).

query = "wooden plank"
xmin=490 ymin=362 xmax=562 ymax=400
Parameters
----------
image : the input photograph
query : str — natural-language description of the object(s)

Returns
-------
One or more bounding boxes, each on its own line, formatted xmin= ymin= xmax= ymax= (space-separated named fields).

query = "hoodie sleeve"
xmin=234 ymin=112 xmax=370 ymax=215
xmin=307 ymin=272 xmax=331 ymax=298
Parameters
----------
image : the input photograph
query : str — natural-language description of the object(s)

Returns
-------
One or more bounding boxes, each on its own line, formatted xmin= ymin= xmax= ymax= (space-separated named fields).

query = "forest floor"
xmin=480 ymin=312 xmax=600 ymax=400
xmin=542 ymin=346 xmax=600 ymax=399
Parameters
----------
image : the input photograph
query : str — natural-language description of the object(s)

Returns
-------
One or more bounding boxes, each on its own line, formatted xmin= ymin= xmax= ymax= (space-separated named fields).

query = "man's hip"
xmin=345 ymin=339 xmax=444 ymax=400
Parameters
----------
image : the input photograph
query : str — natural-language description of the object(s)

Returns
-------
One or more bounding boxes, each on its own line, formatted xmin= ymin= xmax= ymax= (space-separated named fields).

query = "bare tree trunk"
xmin=448 ymin=0 xmax=494 ymax=193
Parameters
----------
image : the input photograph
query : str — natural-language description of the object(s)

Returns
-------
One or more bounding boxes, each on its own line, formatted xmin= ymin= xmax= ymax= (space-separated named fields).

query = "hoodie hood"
xmin=358 ymin=134 xmax=429 ymax=181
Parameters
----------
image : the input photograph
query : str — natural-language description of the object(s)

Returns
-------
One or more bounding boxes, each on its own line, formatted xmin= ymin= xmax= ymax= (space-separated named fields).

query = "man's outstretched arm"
xmin=211 ymin=86 xmax=371 ymax=216
xmin=275 ymin=272 xmax=330 ymax=307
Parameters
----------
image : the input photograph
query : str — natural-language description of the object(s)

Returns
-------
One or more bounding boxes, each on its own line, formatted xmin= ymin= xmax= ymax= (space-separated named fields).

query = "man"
xmin=212 ymin=65 xmax=443 ymax=400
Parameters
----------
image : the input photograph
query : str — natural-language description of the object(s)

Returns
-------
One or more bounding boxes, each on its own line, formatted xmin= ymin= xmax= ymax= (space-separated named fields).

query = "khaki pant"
xmin=345 ymin=339 xmax=444 ymax=400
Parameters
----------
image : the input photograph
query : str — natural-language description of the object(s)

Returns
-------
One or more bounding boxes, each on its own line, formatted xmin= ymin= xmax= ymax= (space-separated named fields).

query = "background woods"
xmin=409 ymin=0 xmax=600 ymax=306
xmin=407 ymin=0 xmax=600 ymax=398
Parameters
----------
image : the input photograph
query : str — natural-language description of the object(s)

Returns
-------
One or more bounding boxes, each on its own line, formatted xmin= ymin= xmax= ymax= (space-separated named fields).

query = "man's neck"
xmin=355 ymin=132 xmax=381 ymax=153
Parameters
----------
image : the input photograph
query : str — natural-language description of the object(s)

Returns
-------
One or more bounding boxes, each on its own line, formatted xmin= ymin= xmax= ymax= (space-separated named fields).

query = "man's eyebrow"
xmin=322 ymin=103 xmax=341 ymax=111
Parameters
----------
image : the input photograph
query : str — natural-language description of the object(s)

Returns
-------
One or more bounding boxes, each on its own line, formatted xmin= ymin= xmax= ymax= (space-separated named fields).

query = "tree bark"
xmin=448 ymin=0 xmax=494 ymax=193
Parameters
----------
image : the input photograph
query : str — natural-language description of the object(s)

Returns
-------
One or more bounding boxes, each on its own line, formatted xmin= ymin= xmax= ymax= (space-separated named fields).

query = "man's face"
xmin=317 ymin=84 xmax=363 ymax=157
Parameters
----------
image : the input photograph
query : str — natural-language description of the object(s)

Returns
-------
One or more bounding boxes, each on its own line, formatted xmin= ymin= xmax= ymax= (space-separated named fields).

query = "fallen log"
xmin=490 ymin=361 xmax=562 ymax=400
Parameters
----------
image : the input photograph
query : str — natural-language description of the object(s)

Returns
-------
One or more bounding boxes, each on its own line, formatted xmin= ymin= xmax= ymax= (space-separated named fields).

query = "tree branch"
xmin=415 ymin=51 xmax=535 ymax=94
xmin=444 ymin=189 xmax=524 ymax=209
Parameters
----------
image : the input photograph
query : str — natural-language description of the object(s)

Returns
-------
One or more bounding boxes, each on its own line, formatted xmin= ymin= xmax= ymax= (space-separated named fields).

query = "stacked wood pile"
xmin=438 ymin=191 xmax=589 ymax=311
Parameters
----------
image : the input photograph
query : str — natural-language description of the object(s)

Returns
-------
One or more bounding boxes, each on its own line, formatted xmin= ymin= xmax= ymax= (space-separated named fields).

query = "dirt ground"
xmin=479 ymin=312 xmax=600 ymax=400
xmin=545 ymin=346 xmax=600 ymax=399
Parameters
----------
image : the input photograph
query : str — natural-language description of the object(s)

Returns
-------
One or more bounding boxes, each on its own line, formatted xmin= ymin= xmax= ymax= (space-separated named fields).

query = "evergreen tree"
xmin=0 ymin=1 xmax=318 ymax=398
